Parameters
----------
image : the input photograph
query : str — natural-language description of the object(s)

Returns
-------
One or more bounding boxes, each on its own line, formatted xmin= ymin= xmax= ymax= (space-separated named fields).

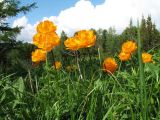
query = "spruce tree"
xmin=0 ymin=0 xmax=36 ymax=73
xmin=141 ymin=15 xmax=160 ymax=50
xmin=121 ymin=18 xmax=137 ymax=40
xmin=102 ymin=29 xmax=107 ymax=53
xmin=140 ymin=15 xmax=147 ymax=48
xmin=146 ymin=15 xmax=153 ymax=50
xmin=0 ymin=0 xmax=36 ymax=43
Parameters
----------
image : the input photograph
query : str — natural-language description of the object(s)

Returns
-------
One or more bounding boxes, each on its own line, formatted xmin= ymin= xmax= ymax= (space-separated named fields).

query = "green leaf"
xmin=13 ymin=77 xmax=24 ymax=99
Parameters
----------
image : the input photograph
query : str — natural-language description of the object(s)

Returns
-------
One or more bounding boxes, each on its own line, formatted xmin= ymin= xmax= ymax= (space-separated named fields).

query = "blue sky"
xmin=15 ymin=0 xmax=105 ymax=24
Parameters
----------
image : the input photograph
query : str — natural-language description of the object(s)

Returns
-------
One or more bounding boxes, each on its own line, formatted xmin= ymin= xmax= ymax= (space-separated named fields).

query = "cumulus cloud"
xmin=56 ymin=0 xmax=160 ymax=34
xmin=12 ymin=0 xmax=160 ymax=42
xmin=12 ymin=16 xmax=37 ymax=43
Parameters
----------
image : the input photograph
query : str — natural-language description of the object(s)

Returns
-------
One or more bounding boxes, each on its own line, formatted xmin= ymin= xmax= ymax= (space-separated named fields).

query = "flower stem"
xmin=51 ymin=50 xmax=56 ymax=69
xmin=45 ymin=52 xmax=49 ymax=69
xmin=75 ymin=51 xmax=83 ymax=80
xmin=98 ymin=47 xmax=102 ymax=67
xmin=137 ymin=21 xmax=147 ymax=120
xmin=98 ymin=47 xmax=102 ymax=78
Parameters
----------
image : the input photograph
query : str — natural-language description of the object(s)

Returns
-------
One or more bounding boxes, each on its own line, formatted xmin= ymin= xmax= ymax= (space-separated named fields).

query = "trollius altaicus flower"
xmin=64 ymin=30 xmax=96 ymax=51
xmin=64 ymin=37 xmax=82 ymax=51
xmin=142 ymin=53 xmax=153 ymax=63
xmin=54 ymin=61 xmax=62 ymax=70
xmin=118 ymin=51 xmax=131 ymax=61
xmin=33 ymin=33 xmax=60 ymax=52
xmin=122 ymin=40 xmax=137 ymax=54
xmin=37 ymin=20 xmax=57 ymax=34
xmin=103 ymin=58 xmax=118 ymax=73
xmin=75 ymin=30 xmax=96 ymax=48
xmin=32 ymin=49 xmax=46 ymax=62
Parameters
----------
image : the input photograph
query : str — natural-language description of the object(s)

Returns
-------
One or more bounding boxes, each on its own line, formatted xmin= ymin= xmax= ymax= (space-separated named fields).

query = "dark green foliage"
xmin=0 ymin=42 xmax=35 ymax=75
xmin=121 ymin=19 xmax=138 ymax=40
xmin=95 ymin=27 xmax=121 ymax=58
xmin=140 ymin=15 xmax=160 ymax=50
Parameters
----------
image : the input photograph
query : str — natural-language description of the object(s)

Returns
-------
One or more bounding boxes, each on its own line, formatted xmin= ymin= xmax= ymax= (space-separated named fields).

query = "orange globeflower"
xmin=54 ymin=61 xmax=62 ymax=70
xmin=64 ymin=37 xmax=82 ymax=51
xmin=103 ymin=58 xmax=118 ymax=73
xmin=37 ymin=20 xmax=57 ymax=34
xmin=118 ymin=51 xmax=131 ymax=61
xmin=75 ymin=30 xmax=96 ymax=48
xmin=142 ymin=53 xmax=153 ymax=63
xmin=32 ymin=49 xmax=46 ymax=62
xmin=122 ymin=40 xmax=137 ymax=54
xmin=33 ymin=33 xmax=60 ymax=52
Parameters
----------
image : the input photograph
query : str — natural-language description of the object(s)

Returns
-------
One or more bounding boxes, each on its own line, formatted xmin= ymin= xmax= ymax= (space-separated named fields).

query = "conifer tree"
xmin=141 ymin=15 xmax=160 ymax=50
xmin=0 ymin=0 xmax=36 ymax=73
xmin=140 ymin=15 xmax=147 ymax=48
xmin=0 ymin=0 xmax=36 ymax=43
xmin=121 ymin=18 xmax=137 ymax=40
xmin=102 ymin=29 xmax=107 ymax=53
xmin=145 ymin=15 xmax=153 ymax=50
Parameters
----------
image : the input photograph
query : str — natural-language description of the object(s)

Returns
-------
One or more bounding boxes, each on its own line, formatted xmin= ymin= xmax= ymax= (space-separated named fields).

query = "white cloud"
xmin=56 ymin=0 xmax=160 ymax=34
xmin=12 ymin=16 xmax=37 ymax=43
xmin=12 ymin=0 xmax=160 ymax=42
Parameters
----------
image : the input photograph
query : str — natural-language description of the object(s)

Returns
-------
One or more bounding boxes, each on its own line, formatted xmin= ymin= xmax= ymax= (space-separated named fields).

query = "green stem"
xmin=45 ymin=52 xmax=49 ymax=69
xmin=75 ymin=51 xmax=83 ymax=80
xmin=117 ymin=61 xmax=122 ymax=75
xmin=98 ymin=47 xmax=102 ymax=78
xmin=87 ymin=48 xmax=91 ymax=62
xmin=28 ymin=70 xmax=34 ymax=93
xmin=137 ymin=22 xmax=147 ymax=120
xmin=98 ymin=47 xmax=102 ymax=66
xmin=51 ymin=50 xmax=56 ymax=69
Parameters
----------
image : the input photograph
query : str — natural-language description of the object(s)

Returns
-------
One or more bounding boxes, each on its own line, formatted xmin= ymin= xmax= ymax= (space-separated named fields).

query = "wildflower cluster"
xmin=103 ymin=40 xmax=154 ymax=73
xmin=33 ymin=20 xmax=60 ymax=52
xmin=119 ymin=40 xmax=137 ymax=61
xmin=31 ymin=20 xmax=155 ymax=74
xmin=32 ymin=20 xmax=60 ymax=62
